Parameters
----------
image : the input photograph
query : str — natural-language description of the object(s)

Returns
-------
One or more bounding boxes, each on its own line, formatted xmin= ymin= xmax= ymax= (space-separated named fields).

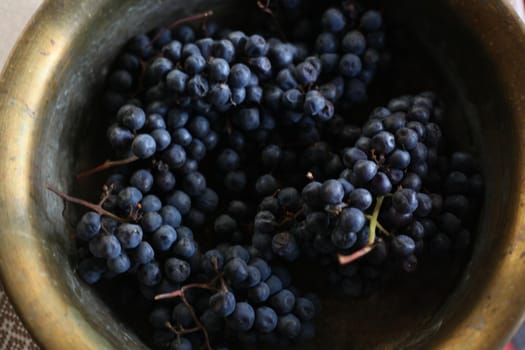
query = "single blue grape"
xmin=320 ymin=179 xmax=344 ymax=205
xmin=244 ymin=34 xmax=268 ymax=57
xmin=115 ymin=223 xmax=143 ymax=249
xmin=342 ymin=30 xmax=366 ymax=55
xmin=131 ymin=134 xmax=157 ymax=159
xmin=138 ymin=262 xmax=161 ymax=286
xmin=172 ymin=237 xmax=197 ymax=259
xmin=182 ymin=172 xmax=207 ymax=197
xmin=208 ymin=58 xmax=230 ymax=82
xmin=229 ymin=63 xmax=251 ymax=88
xmin=213 ymin=39 xmax=235 ymax=62
xmin=294 ymin=297 xmax=316 ymax=321
xmin=339 ymin=54 xmax=362 ymax=78
xmin=277 ymin=314 xmax=301 ymax=339
xmin=164 ymin=258 xmax=191 ymax=283
xmin=165 ymin=190 xmax=191 ymax=215
xmin=107 ymin=252 xmax=131 ymax=274
xmin=76 ymin=211 xmax=101 ymax=241
xmin=224 ymin=258 xmax=249 ymax=284
xmin=227 ymin=302 xmax=255 ymax=331
xmin=133 ymin=241 xmax=154 ymax=265
xmin=255 ymin=306 xmax=278 ymax=333
xmin=117 ymin=104 xmax=146 ymax=131
xmin=270 ymin=289 xmax=296 ymax=314
xmin=392 ymin=188 xmax=419 ymax=214
xmin=209 ymin=291 xmax=236 ymax=317
xmin=89 ymin=234 xmax=122 ymax=259
xmin=152 ymin=225 xmax=177 ymax=251
xmin=161 ymin=205 xmax=182 ymax=228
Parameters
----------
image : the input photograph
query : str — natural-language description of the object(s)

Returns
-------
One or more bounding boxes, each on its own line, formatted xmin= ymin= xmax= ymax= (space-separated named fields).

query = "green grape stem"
xmin=368 ymin=196 xmax=385 ymax=244
xmin=338 ymin=196 xmax=386 ymax=266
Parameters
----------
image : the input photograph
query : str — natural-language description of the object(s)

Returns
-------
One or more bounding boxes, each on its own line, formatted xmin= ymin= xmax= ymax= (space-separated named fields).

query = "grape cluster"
xmin=54 ymin=1 xmax=485 ymax=349
xmin=247 ymin=92 xmax=483 ymax=296
xmin=149 ymin=245 xmax=319 ymax=349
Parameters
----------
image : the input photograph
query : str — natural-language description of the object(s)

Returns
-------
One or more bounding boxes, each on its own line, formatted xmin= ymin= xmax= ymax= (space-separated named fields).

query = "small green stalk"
xmin=368 ymin=196 xmax=384 ymax=244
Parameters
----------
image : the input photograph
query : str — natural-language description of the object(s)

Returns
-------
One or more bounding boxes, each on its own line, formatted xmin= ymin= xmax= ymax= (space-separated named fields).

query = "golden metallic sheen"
xmin=0 ymin=0 xmax=525 ymax=349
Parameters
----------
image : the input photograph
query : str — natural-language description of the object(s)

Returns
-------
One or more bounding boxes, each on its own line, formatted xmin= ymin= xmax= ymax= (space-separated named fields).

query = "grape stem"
xmin=178 ymin=292 xmax=211 ymax=350
xmin=76 ymin=156 xmax=139 ymax=179
xmin=257 ymin=0 xmax=287 ymax=41
xmin=154 ymin=281 xmax=219 ymax=300
xmin=368 ymin=196 xmax=384 ymax=244
xmin=365 ymin=214 xmax=391 ymax=236
xmin=337 ymin=242 xmax=376 ymax=265
xmin=45 ymin=184 xmax=128 ymax=223
xmin=155 ymin=274 xmax=225 ymax=350
xmin=165 ymin=321 xmax=202 ymax=342
xmin=337 ymin=196 xmax=386 ymax=266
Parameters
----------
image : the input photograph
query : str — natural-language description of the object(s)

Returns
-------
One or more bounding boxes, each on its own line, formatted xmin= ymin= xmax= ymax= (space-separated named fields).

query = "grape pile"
xmin=48 ymin=1 xmax=484 ymax=349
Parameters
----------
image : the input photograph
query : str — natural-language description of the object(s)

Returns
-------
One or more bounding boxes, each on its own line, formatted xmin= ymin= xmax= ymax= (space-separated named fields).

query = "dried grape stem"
xmin=337 ymin=239 xmax=381 ymax=265
xmin=165 ymin=322 xmax=202 ymax=339
xmin=76 ymin=156 xmax=139 ymax=179
xmin=154 ymin=282 xmax=217 ymax=300
xmin=257 ymin=0 xmax=287 ymax=41
xmin=155 ymin=275 xmax=225 ymax=350
xmin=180 ymin=293 xmax=212 ymax=350
xmin=154 ymin=272 xmax=223 ymax=300
xmin=46 ymin=184 xmax=128 ymax=223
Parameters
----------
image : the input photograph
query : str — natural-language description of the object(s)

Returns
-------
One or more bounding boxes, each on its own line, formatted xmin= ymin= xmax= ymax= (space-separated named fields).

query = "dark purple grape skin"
xmin=353 ymin=160 xmax=378 ymax=183
xmin=255 ymin=306 xmax=278 ymax=333
xmin=89 ymin=234 xmax=122 ymax=259
xmin=164 ymin=258 xmax=191 ymax=283
xmin=277 ymin=314 xmax=302 ymax=339
xmin=76 ymin=212 xmax=101 ymax=241
xmin=391 ymin=235 xmax=416 ymax=256
xmin=339 ymin=207 xmax=366 ymax=232
xmin=270 ymin=289 xmax=296 ymax=315
xmin=248 ymin=282 xmax=271 ymax=304
xmin=227 ymin=302 xmax=255 ymax=332
xmin=115 ymin=223 xmax=143 ymax=249
xmin=210 ymin=291 xmax=236 ymax=317
xmin=392 ymin=188 xmax=418 ymax=214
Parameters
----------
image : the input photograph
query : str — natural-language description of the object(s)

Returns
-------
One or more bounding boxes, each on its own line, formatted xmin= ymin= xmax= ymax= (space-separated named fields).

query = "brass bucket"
xmin=0 ymin=0 xmax=524 ymax=349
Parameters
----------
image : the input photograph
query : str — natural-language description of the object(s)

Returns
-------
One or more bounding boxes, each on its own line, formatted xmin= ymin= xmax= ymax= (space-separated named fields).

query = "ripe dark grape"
xmin=76 ymin=212 xmax=101 ymax=241
xmin=115 ymin=223 xmax=143 ymax=249
xmin=164 ymin=258 xmax=191 ymax=283
xmin=210 ymin=291 xmax=236 ymax=317
xmin=89 ymin=235 xmax=122 ymax=259
xmin=254 ymin=306 xmax=278 ymax=333
xmin=227 ymin=302 xmax=255 ymax=331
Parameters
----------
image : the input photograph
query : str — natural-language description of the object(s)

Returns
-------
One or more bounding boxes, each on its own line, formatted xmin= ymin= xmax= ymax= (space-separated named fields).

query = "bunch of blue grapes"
xmin=148 ymin=244 xmax=319 ymax=349
xmin=55 ymin=1 xmax=487 ymax=349
xmin=247 ymin=92 xmax=483 ymax=297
